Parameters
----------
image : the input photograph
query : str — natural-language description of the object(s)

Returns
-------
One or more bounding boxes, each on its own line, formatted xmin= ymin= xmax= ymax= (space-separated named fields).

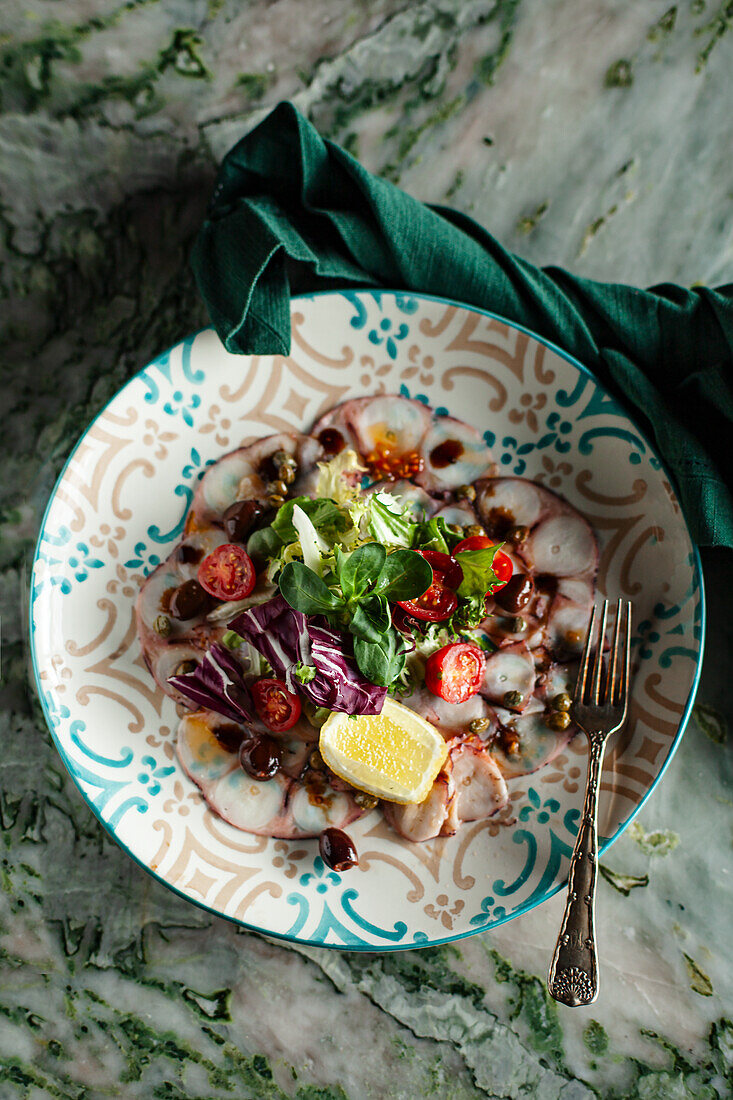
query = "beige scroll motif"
xmin=219 ymin=356 xmax=261 ymax=404
xmin=579 ymin=511 xmax=646 ymax=597
xmin=230 ymin=880 xmax=284 ymax=920
xmin=65 ymin=597 xmax=118 ymax=658
xmin=162 ymin=819 xmax=265 ymax=901
xmin=361 ymin=815 xmax=447 ymax=883
xmin=619 ymin=525 xmax=665 ymax=598
xmin=150 ymin=818 xmax=174 ymax=869
xmin=644 ymin=672 xmax=686 ymax=715
xmin=446 ymin=314 xmax=531 ymax=383
xmin=66 ymin=423 xmax=134 ymax=514
xmin=574 ymin=470 xmax=648 ymax=506
xmin=439 ymin=364 xmax=507 ymax=412
xmin=241 ymin=356 xmax=352 ymax=434
xmin=53 ymin=487 xmax=86 ymax=532
xmin=99 ymin=406 xmax=139 ymax=428
xmin=533 ymin=343 xmax=555 ymax=385
xmin=111 ymin=457 xmax=156 ymax=522
xmin=75 ymin=684 xmax=145 ymax=733
xmin=291 ymin=311 xmax=355 ymax=369
xmin=357 ymin=850 xmax=425 ymax=903
xmin=203 ymin=812 xmax=269 ymax=855
xmin=78 ymin=605 xmax=165 ymax=724
xmin=418 ymin=304 xmax=458 ymax=338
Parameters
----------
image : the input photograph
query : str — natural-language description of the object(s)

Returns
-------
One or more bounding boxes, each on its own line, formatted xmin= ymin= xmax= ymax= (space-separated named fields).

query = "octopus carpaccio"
xmin=135 ymin=395 xmax=598 ymax=844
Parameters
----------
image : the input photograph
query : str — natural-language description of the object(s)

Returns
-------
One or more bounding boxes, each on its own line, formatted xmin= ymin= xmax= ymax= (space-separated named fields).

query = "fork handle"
xmin=547 ymin=733 xmax=606 ymax=1006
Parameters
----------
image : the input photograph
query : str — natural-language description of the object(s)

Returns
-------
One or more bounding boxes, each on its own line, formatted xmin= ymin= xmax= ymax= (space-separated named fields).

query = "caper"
xmin=279 ymin=463 xmax=297 ymax=485
xmin=354 ymin=791 xmax=379 ymax=809
xmin=153 ymin=614 xmax=171 ymax=637
xmin=448 ymin=523 xmax=464 ymax=534
xmin=546 ymin=710 xmax=571 ymax=731
xmin=270 ymin=479 xmax=289 ymax=497
xmin=269 ymin=493 xmax=287 ymax=507
xmin=469 ymin=717 xmax=491 ymax=734
xmin=503 ymin=690 xmax=523 ymax=708
xmin=456 ymin=484 xmax=476 ymax=502
xmin=551 ymin=692 xmax=572 ymax=712
xmin=465 ymin=524 xmax=485 ymax=538
xmin=510 ymin=616 xmax=526 ymax=633
xmin=507 ymin=524 xmax=530 ymax=543
xmin=308 ymin=749 xmax=325 ymax=770
xmin=272 ymin=449 xmax=295 ymax=469
xmin=173 ymin=659 xmax=197 ymax=676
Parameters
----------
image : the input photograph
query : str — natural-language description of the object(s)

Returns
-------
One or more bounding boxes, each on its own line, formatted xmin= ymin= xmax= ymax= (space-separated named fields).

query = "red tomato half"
xmin=396 ymin=582 xmax=457 ymax=623
xmin=252 ymin=678 xmax=302 ymax=732
xmin=453 ymin=536 xmax=513 ymax=592
xmin=198 ymin=543 xmax=256 ymax=601
xmin=425 ymin=642 xmax=486 ymax=704
xmin=416 ymin=549 xmax=463 ymax=590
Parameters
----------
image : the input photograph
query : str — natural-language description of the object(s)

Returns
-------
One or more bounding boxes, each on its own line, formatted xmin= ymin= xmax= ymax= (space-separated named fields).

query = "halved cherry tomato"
xmin=425 ymin=642 xmax=486 ymax=704
xmin=415 ymin=549 xmax=463 ymax=590
xmin=251 ymin=678 xmax=302 ymax=732
xmin=396 ymin=580 xmax=457 ymax=623
xmin=395 ymin=549 xmax=462 ymax=622
xmin=197 ymin=543 xmax=256 ymax=601
xmin=453 ymin=535 xmax=513 ymax=592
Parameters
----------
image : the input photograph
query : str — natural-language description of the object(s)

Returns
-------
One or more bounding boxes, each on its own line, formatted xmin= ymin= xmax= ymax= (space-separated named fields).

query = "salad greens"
xmin=244 ymin=449 xmax=502 ymax=690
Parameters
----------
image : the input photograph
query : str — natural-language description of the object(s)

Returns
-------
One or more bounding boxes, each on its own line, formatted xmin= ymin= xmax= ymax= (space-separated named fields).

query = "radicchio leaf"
xmin=230 ymin=595 xmax=386 ymax=715
xmin=168 ymin=643 xmax=254 ymax=724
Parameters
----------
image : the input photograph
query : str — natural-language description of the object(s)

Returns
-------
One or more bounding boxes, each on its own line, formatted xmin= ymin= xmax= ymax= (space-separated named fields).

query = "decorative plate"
xmin=30 ymin=291 xmax=704 ymax=950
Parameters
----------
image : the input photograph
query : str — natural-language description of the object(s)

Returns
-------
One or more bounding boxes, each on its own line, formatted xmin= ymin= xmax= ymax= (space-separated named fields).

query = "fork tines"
xmin=574 ymin=599 xmax=632 ymax=711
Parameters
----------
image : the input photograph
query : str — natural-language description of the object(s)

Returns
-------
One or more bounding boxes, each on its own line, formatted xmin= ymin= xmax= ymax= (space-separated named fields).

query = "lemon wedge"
xmin=319 ymin=698 xmax=448 ymax=805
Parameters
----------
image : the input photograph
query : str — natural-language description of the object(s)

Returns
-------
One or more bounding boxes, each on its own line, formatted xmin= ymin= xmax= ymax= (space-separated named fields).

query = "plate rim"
xmin=28 ymin=288 xmax=706 ymax=952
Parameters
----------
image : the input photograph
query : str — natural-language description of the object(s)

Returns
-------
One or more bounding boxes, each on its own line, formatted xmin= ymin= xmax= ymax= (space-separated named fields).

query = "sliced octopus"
xmin=135 ymin=393 xmax=599 ymax=845
xmin=177 ymin=710 xmax=366 ymax=839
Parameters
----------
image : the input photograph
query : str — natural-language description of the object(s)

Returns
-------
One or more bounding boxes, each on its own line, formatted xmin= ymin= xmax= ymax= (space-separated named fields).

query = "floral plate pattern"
xmin=30 ymin=291 xmax=704 ymax=950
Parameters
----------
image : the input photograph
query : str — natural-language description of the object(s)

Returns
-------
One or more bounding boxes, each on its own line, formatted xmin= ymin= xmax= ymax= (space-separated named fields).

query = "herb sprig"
xmin=278 ymin=545 xmax=432 ymax=686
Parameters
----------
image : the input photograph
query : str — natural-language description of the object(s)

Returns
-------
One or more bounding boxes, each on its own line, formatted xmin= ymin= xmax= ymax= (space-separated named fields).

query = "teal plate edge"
xmin=28 ymin=288 xmax=706 ymax=953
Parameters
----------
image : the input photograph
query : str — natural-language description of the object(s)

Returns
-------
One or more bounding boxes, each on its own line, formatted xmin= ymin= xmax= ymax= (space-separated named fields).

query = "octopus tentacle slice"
xmin=480 ymin=641 xmax=536 ymax=711
xmin=312 ymin=395 xmax=495 ymax=490
xmin=177 ymin=711 xmax=364 ymax=839
xmin=186 ymin=433 xmax=324 ymax=533
xmin=384 ymin=739 xmax=508 ymax=842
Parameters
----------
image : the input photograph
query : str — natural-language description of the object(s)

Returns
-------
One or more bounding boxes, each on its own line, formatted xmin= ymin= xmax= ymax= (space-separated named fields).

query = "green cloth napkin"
xmin=192 ymin=101 xmax=733 ymax=549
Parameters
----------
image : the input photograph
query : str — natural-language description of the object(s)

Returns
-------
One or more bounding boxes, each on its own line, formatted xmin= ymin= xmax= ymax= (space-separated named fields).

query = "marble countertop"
xmin=2 ymin=1 xmax=732 ymax=1096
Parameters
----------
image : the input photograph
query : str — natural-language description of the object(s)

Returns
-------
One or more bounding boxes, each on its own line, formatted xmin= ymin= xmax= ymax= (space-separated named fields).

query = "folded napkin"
xmin=192 ymin=102 xmax=733 ymax=549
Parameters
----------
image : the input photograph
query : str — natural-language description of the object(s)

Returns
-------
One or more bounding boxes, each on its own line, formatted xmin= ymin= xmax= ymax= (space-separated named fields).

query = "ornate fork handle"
xmin=547 ymin=732 xmax=606 ymax=1006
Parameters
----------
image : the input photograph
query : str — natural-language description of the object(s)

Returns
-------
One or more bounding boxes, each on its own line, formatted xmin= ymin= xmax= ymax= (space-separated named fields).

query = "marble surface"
xmin=1 ymin=1 xmax=732 ymax=1096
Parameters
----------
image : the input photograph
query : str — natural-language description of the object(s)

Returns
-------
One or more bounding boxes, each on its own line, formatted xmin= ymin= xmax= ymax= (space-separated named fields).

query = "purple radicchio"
xmin=168 ymin=643 xmax=255 ymax=724
xmin=229 ymin=595 xmax=386 ymax=715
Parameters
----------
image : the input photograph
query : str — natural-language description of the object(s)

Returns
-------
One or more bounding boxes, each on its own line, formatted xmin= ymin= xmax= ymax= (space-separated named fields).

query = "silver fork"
xmin=547 ymin=598 xmax=632 ymax=1007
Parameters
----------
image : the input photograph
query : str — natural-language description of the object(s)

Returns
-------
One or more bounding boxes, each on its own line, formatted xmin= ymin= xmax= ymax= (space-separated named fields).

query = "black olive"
xmin=222 ymin=499 xmax=267 ymax=542
xmin=240 ymin=735 xmax=281 ymax=780
xmin=169 ymin=579 xmax=212 ymax=620
xmin=319 ymin=827 xmax=359 ymax=872
xmin=494 ymin=573 xmax=534 ymax=613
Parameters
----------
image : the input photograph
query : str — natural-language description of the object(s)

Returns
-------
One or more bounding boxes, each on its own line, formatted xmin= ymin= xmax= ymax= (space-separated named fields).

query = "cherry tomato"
xmin=424 ymin=642 xmax=486 ymax=704
xmin=197 ymin=543 xmax=255 ymax=601
xmin=416 ymin=549 xmax=463 ymax=590
xmin=251 ymin=678 xmax=302 ymax=732
xmin=396 ymin=576 xmax=458 ymax=622
xmin=453 ymin=535 xmax=513 ymax=592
